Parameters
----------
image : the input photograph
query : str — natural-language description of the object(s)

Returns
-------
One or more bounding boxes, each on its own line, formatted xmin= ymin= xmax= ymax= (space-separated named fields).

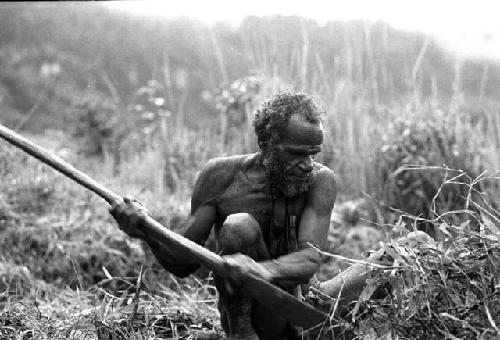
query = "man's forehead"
xmin=281 ymin=114 xmax=324 ymax=146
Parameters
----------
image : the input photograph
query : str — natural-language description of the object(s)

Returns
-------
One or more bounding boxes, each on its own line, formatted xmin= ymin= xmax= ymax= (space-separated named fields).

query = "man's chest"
xmin=214 ymin=172 xmax=307 ymax=230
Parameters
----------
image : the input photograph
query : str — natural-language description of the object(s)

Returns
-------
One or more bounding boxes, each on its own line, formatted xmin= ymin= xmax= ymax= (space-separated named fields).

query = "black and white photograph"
xmin=0 ymin=1 xmax=499 ymax=339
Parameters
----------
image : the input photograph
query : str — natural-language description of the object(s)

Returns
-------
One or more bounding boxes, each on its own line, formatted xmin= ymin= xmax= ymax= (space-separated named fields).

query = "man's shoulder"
xmin=308 ymin=163 xmax=337 ymax=208
xmin=312 ymin=162 xmax=336 ymax=186
xmin=201 ymin=153 xmax=258 ymax=177
xmin=196 ymin=153 xmax=259 ymax=188
xmin=192 ymin=153 xmax=260 ymax=207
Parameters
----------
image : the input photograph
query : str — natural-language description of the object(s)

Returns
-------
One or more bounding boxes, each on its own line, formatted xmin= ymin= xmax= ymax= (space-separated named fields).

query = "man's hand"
xmin=223 ymin=253 xmax=274 ymax=285
xmin=109 ymin=196 xmax=150 ymax=240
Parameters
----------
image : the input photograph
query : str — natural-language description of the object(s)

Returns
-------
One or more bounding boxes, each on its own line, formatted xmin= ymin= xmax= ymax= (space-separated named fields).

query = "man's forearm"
xmin=145 ymin=237 xmax=200 ymax=277
xmin=262 ymin=246 xmax=321 ymax=288
xmin=315 ymin=249 xmax=391 ymax=315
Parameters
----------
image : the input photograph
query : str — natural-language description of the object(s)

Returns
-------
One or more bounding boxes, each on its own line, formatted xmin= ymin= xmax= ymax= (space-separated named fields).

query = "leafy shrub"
xmin=374 ymin=110 xmax=491 ymax=234
xmin=353 ymin=222 xmax=500 ymax=339
xmin=73 ymin=93 xmax=121 ymax=157
xmin=213 ymin=76 xmax=263 ymax=149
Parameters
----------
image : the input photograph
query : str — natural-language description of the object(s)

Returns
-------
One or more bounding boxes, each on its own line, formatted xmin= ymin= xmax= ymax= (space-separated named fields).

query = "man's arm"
xmin=262 ymin=166 xmax=337 ymax=286
xmin=111 ymin=160 xmax=219 ymax=277
xmin=144 ymin=161 xmax=219 ymax=277
xmin=143 ymin=204 xmax=217 ymax=277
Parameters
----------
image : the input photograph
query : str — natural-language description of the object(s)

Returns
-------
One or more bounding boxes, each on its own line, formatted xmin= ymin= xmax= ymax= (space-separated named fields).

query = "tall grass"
xmin=96 ymin=22 xmax=500 ymax=209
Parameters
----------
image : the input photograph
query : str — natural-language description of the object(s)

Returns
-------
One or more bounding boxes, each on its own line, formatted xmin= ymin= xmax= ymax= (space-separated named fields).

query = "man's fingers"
xmin=121 ymin=196 xmax=151 ymax=215
xmin=109 ymin=197 xmax=149 ymax=217
xmin=109 ymin=201 xmax=123 ymax=215
xmin=108 ymin=198 xmax=147 ymax=235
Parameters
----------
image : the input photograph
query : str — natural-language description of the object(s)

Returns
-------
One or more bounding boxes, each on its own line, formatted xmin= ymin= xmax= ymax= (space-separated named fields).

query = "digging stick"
xmin=0 ymin=123 xmax=329 ymax=329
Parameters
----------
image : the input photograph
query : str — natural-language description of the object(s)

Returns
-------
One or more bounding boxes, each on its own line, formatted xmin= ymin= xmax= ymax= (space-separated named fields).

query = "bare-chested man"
xmin=111 ymin=93 xmax=338 ymax=339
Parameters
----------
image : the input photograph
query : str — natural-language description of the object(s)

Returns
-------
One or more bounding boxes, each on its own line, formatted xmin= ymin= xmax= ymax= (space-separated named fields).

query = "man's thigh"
xmin=217 ymin=212 xmax=270 ymax=260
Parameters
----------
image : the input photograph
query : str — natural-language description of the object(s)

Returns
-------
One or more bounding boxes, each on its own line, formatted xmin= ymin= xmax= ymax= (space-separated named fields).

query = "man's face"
xmin=263 ymin=114 xmax=323 ymax=197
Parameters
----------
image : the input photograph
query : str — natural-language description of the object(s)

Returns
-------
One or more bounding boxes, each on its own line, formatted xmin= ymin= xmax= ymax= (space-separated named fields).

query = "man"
xmin=110 ymin=92 xmax=375 ymax=339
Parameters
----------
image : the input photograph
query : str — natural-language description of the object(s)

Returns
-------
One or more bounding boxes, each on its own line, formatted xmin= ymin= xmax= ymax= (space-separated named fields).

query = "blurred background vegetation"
xmin=1 ymin=3 xmax=499 ymax=197
xmin=1 ymin=3 xmax=500 ymax=338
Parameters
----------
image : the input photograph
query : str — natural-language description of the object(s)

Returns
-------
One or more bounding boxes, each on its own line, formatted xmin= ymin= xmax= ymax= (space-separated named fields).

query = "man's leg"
xmin=216 ymin=213 xmax=289 ymax=340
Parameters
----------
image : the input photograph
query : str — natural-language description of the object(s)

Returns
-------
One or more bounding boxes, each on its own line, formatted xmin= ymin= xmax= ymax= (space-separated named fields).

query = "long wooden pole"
xmin=0 ymin=123 xmax=329 ymax=329
xmin=0 ymin=124 xmax=121 ymax=205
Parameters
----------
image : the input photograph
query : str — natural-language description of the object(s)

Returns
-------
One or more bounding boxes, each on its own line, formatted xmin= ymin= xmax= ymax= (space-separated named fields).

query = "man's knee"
xmin=219 ymin=213 xmax=261 ymax=255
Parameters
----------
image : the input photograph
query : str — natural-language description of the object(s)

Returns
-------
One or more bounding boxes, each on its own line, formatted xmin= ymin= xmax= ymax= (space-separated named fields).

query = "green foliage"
xmin=2 ymin=3 xmax=500 ymax=133
xmin=213 ymin=76 xmax=263 ymax=151
xmin=74 ymin=93 xmax=120 ymax=157
xmin=374 ymin=109 xmax=493 ymax=228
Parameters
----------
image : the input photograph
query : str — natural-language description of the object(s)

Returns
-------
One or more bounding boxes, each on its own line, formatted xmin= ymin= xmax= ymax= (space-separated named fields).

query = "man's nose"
xmin=299 ymin=156 xmax=314 ymax=172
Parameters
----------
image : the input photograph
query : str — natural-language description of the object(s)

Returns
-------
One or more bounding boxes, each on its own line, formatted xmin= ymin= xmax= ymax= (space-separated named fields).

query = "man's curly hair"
xmin=252 ymin=92 xmax=325 ymax=148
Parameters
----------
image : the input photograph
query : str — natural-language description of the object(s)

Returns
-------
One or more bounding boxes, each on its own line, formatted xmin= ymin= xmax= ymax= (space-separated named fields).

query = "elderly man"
xmin=111 ymin=92 xmax=338 ymax=339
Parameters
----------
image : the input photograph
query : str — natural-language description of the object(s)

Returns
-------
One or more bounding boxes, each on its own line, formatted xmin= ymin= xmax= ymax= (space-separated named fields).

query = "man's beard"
xmin=261 ymin=149 xmax=312 ymax=198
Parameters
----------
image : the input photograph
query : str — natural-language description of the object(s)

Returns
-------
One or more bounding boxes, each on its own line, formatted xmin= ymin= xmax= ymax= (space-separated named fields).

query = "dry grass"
xmin=0 ymin=263 xmax=221 ymax=339
xmin=0 ymin=142 xmax=221 ymax=339
xmin=305 ymin=220 xmax=500 ymax=339
xmin=353 ymin=224 xmax=500 ymax=339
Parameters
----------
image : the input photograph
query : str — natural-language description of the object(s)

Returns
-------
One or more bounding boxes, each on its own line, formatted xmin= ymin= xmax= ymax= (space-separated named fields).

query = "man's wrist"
xmin=260 ymin=260 xmax=279 ymax=282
